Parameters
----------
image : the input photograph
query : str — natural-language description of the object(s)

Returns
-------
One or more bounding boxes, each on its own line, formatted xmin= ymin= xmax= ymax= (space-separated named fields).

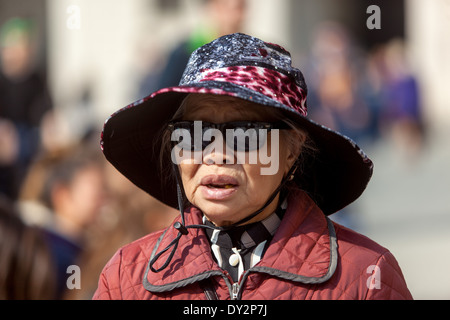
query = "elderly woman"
xmin=94 ymin=33 xmax=412 ymax=300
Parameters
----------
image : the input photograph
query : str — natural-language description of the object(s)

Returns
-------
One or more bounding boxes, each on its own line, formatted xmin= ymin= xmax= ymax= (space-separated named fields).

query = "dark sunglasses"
xmin=167 ymin=121 xmax=290 ymax=152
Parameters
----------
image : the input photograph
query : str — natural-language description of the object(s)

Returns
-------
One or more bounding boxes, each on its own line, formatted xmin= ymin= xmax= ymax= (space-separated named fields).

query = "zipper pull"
xmin=231 ymin=282 xmax=240 ymax=300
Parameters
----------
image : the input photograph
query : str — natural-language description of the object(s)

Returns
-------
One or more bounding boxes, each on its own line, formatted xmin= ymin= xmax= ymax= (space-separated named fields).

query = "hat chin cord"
xmin=148 ymin=161 xmax=299 ymax=273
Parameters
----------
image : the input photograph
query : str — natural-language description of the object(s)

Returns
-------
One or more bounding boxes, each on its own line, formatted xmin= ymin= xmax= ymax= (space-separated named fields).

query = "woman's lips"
xmin=199 ymin=175 xmax=239 ymax=200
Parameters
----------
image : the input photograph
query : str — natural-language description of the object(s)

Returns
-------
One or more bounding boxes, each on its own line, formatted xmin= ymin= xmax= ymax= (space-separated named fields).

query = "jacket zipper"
xmin=231 ymin=282 xmax=240 ymax=300
xmin=230 ymin=271 xmax=249 ymax=300
xmin=223 ymin=271 xmax=242 ymax=300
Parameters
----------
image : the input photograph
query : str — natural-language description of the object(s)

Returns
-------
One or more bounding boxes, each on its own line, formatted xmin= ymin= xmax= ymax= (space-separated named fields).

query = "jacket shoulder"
xmin=334 ymin=222 xmax=389 ymax=257
xmin=331 ymin=222 xmax=412 ymax=300
xmin=93 ymin=229 xmax=166 ymax=300
xmin=120 ymin=229 xmax=166 ymax=264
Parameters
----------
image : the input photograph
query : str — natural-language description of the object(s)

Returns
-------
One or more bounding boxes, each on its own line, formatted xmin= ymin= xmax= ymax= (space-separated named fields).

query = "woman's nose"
xmin=202 ymin=134 xmax=235 ymax=165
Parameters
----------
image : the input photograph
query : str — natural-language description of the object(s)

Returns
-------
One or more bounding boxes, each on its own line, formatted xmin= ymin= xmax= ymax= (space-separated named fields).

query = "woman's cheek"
xmin=241 ymin=164 xmax=265 ymax=198
xmin=179 ymin=163 xmax=199 ymax=198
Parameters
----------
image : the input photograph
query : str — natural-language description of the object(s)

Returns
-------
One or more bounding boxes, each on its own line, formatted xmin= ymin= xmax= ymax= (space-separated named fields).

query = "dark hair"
xmin=0 ymin=196 xmax=57 ymax=299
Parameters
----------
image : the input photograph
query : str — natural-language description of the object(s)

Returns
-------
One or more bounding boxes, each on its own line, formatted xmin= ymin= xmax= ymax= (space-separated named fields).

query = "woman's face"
xmin=176 ymin=94 xmax=297 ymax=227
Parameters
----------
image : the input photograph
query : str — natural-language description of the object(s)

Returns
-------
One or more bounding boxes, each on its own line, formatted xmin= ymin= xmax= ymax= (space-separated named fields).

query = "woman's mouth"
xmin=206 ymin=184 xmax=235 ymax=189
xmin=200 ymin=175 xmax=239 ymax=200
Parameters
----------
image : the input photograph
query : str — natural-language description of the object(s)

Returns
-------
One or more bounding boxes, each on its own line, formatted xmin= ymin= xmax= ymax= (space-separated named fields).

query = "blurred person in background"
xmin=374 ymin=39 xmax=425 ymax=159
xmin=0 ymin=195 xmax=57 ymax=299
xmin=0 ymin=17 xmax=53 ymax=200
xmin=140 ymin=0 xmax=248 ymax=94
xmin=305 ymin=22 xmax=378 ymax=229
xmin=306 ymin=22 xmax=378 ymax=148
xmin=65 ymin=163 xmax=178 ymax=299
xmin=18 ymin=141 xmax=105 ymax=299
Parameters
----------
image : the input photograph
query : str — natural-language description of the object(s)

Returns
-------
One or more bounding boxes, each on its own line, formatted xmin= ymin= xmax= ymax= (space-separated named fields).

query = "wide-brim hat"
xmin=101 ymin=33 xmax=373 ymax=216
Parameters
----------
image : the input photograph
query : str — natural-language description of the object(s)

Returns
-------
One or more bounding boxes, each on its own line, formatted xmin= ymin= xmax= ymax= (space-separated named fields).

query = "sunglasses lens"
xmin=202 ymin=129 xmax=215 ymax=150
xmin=258 ymin=130 xmax=268 ymax=150
xmin=230 ymin=128 xmax=263 ymax=152
xmin=171 ymin=127 xmax=191 ymax=150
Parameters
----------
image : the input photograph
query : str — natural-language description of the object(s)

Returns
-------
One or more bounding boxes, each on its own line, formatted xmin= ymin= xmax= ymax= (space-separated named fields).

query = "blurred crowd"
xmin=0 ymin=17 xmax=178 ymax=300
xmin=305 ymin=21 xmax=424 ymax=154
xmin=302 ymin=21 xmax=425 ymax=227
xmin=0 ymin=0 xmax=426 ymax=300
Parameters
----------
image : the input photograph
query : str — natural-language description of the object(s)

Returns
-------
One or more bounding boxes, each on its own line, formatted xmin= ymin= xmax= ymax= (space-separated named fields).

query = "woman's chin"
xmin=196 ymin=200 xmax=243 ymax=226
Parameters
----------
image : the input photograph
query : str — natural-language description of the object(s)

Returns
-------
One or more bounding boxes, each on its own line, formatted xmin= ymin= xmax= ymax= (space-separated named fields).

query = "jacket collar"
xmin=143 ymin=189 xmax=337 ymax=293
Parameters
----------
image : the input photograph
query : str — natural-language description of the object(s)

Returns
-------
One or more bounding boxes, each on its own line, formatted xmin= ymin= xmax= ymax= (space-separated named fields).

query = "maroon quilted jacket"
xmin=93 ymin=190 xmax=413 ymax=300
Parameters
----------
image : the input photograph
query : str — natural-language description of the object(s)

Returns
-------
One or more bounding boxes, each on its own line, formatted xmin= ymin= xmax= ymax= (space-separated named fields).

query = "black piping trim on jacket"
xmin=244 ymin=217 xmax=337 ymax=283
xmin=142 ymin=229 xmax=229 ymax=293
xmin=142 ymin=217 xmax=337 ymax=295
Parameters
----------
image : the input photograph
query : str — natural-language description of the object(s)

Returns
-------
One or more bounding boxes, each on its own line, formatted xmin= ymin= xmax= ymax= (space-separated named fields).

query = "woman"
xmin=94 ymin=33 xmax=412 ymax=300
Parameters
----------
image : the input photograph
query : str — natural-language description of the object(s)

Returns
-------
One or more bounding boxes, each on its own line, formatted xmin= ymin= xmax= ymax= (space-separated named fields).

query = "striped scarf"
xmin=204 ymin=198 xmax=288 ymax=283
